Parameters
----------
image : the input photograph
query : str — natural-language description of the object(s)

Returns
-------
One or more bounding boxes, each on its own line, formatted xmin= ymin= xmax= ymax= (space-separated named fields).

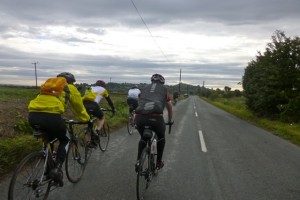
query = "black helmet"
xmin=132 ymin=85 xmax=138 ymax=89
xmin=57 ymin=72 xmax=76 ymax=84
xmin=95 ymin=80 xmax=106 ymax=88
xmin=151 ymin=74 xmax=165 ymax=84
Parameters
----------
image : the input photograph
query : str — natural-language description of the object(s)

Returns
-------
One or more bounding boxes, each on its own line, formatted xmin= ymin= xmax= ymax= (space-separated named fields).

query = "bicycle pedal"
xmin=87 ymin=141 xmax=97 ymax=148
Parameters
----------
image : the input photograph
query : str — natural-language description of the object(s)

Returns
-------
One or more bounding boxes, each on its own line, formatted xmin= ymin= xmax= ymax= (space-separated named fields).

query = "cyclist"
xmin=134 ymin=74 xmax=173 ymax=171
xmin=28 ymin=72 xmax=90 ymax=186
xmin=82 ymin=80 xmax=116 ymax=146
xmin=173 ymin=91 xmax=179 ymax=105
xmin=127 ymin=85 xmax=141 ymax=116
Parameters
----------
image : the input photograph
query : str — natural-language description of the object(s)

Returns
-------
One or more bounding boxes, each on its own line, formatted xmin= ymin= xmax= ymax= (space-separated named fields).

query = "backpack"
xmin=82 ymin=87 xmax=98 ymax=101
xmin=40 ymin=77 xmax=67 ymax=96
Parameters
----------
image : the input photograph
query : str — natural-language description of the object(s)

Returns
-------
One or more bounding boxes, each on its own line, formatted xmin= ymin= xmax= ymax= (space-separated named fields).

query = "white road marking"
xmin=195 ymin=112 xmax=198 ymax=117
xmin=198 ymin=130 xmax=207 ymax=152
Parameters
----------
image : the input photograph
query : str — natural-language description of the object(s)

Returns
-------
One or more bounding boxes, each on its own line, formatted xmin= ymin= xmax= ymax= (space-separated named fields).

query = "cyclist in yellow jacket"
xmin=28 ymin=72 xmax=89 ymax=186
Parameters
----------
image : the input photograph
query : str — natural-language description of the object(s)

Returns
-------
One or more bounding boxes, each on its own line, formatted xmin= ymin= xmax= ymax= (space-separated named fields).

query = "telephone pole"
xmin=179 ymin=68 xmax=182 ymax=94
xmin=32 ymin=62 xmax=38 ymax=88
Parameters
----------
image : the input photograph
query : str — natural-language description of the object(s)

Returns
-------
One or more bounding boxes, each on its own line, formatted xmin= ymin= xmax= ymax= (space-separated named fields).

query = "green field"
xmin=0 ymin=86 xmax=130 ymax=177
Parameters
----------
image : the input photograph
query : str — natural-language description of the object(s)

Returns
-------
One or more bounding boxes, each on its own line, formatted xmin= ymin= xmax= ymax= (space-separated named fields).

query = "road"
xmin=1 ymin=96 xmax=300 ymax=200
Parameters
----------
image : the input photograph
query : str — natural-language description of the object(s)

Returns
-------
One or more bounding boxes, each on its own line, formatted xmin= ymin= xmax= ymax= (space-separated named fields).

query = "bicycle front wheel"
xmin=98 ymin=122 xmax=110 ymax=152
xmin=77 ymin=127 xmax=92 ymax=161
xmin=65 ymin=138 xmax=86 ymax=183
xmin=127 ymin=114 xmax=135 ymax=135
xmin=136 ymin=147 xmax=150 ymax=200
xmin=8 ymin=151 xmax=51 ymax=200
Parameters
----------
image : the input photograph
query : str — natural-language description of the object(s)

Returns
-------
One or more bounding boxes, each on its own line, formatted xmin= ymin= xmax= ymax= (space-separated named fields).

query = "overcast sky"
xmin=0 ymin=0 xmax=299 ymax=90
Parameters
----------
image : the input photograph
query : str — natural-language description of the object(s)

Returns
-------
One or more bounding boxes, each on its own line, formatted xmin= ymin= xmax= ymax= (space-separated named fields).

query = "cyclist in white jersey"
xmin=127 ymin=85 xmax=141 ymax=114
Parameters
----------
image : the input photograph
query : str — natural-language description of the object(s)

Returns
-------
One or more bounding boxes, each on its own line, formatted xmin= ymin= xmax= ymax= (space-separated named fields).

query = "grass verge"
xmin=203 ymin=96 xmax=300 ymax=146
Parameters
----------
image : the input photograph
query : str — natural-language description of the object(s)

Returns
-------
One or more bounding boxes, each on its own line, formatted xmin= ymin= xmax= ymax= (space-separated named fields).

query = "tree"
xmin=242 ymin=30 xmax=300 ymax=122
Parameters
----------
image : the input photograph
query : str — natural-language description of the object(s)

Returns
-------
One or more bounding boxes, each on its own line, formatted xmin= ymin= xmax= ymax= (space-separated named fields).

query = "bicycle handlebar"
xmin=65 ymin=119 xmax=89 ymax=125
xmin=100 ymin=108 xmax=115 ymax=118
xmin=165 ymin=121 xmax=174 ymax=134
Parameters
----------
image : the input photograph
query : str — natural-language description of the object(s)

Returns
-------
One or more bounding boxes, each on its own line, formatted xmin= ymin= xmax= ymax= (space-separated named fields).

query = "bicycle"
xmin=127 ymin=108 xmax=136 ymax=135
xmin=81 ymin=108 xmax=114 ymax=152
xmin=136 ymin=121 xmax=173 ymax=200
xmin=8 ymin=119 xmax=87 ymax=200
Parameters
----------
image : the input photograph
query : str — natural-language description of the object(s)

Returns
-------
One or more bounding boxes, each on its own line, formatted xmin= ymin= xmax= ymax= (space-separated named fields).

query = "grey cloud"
xmin=0 ymin=0 xmax=299 ymax=90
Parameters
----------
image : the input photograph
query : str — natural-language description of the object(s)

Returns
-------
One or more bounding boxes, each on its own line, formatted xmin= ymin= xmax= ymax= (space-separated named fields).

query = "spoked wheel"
xmin=136 ymin=148 xmax=150 ymax=200
xmin=127 ymin=113 xmax=135 ymax=135
xmin=65 ymin=138 xmax=86 ymax=183
xmin=150 ymin=153 xmax=158 ymax=176
xmin=98 ymin=122 xmax=110 ymax=152
xmin=8 ymin=151 xmax=52 ymax=200
xmin=77 ymin=127 xmax=92 ymax=161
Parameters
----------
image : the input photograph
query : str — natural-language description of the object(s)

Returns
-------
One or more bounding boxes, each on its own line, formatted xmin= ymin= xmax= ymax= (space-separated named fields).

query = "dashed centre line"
xmin=198 ymin=130 xmax=207 ymax=152
xmin=193 ymin=99 xmax=207 ymax=152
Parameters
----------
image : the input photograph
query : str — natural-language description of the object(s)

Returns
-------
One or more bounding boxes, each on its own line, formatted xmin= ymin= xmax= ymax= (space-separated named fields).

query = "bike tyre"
xmin=8 ymin=151 xmax=51 ymax=200
xmin=98 ymin=122 xmax=110 ymax=152
xmin=65 ymin=138 xmax=85 ymax=183
xmin=136 ymin=147 xmax=150 ymax=200
xmin=127 ymin=114 xmax=135 ymax=135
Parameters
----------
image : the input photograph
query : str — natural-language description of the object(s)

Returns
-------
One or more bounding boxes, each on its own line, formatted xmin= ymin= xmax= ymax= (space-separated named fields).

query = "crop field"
xmin=0 ymin=86 xmax=128 ymax=139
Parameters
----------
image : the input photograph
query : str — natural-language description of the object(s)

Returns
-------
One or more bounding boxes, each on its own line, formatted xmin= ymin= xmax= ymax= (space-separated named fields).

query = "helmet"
xmin=132 ymin=85 xmax=138 ymax=89
xmin=95 ymin=80 xmax=106 ymax=88
xmin=57 ymin=72 xmax=76 ymax=84
xmin=151 ymin=74 xmax=165 ymax=84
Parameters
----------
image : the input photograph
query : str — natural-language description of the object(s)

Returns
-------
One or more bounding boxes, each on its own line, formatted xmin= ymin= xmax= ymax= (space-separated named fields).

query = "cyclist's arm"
xmin=68 ymin=84 xmax=90 ymax=121
xmin=166 ymin=101 xmax=173 ymax=122
xmin=105 ymin=95 xmax=115 ymax=111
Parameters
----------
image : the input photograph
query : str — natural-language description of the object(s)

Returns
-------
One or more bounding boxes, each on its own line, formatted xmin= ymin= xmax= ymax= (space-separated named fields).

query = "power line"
xmin=130 ymin=0 xmax=170 ymax=62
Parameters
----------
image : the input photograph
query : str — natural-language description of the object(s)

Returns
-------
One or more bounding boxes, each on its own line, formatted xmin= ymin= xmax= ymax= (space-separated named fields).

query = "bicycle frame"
xmin=8 ymin=120 xmax=88 ymax=200
xmin=136 ymin=122 xmax=173 ymax=200
xmin=33 ymin=130 xmax=58 ymax=180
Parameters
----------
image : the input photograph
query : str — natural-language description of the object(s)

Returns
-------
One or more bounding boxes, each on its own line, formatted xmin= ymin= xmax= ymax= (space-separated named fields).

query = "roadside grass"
xmin=0 ymin=86 xmax=39 ymax=100
xmin=0 ymin=90 xmax=129 ymax=177
xmin=203 ymin=96 xmax=300 ymax=146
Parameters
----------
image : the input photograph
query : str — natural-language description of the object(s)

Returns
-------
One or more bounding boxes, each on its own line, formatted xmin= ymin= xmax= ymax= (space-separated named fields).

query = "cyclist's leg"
xmin=127 ymin=98 xmax=133 ymax=114
xmin=151 ymin=117 xmax=166 ymax=168
xmin=135 ymin=115 xmax=148 ymax=169
xmin=132 ymin=100 xmax=139 ymax=123
xmin=49 ymin=117 xmax=69 ymax=167
xmin=94 ymin=109 xmax=104 ymax=131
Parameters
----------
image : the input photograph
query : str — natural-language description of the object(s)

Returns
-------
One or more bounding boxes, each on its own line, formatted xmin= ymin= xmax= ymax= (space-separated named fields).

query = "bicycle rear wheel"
xmin=98 ymin=122 xmax=110 ymax=152
xmin=65 ymin=138 xmax=86 ymax=183
xmin=8 ymin=151 xmax=51 ymax=200
xmin=136 ymin=147 xmax=150 ymax=200
xmin=127 ymin=114 xmax=135 ymax=135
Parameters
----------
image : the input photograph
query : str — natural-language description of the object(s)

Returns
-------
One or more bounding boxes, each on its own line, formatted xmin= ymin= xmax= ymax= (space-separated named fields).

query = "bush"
xmin=0 ymin=136 xmax=40 ymax=176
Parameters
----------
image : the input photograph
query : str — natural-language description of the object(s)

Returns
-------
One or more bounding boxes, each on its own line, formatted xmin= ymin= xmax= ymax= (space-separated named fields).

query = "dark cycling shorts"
xmin=28 ymin=112 xmax=69 ymax=163
xmin=135 ymin=115 xmax=166 ymax=141
xmin=127 ymin=98 xmax=138 ymax=113
xmin=83 ymin=100 xmax=104 ymax=119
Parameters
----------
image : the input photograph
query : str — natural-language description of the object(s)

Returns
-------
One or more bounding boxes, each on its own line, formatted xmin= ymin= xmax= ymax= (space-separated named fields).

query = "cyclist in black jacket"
xmin=135 ymin=74 xmax=173 ymax=171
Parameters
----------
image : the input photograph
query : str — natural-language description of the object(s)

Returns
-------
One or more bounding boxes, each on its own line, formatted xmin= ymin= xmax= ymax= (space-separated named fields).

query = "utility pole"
xmin=32 ymin=62 xmax=38 ymax=88
xmin=179 ymin=68 xmax=181 ymax=94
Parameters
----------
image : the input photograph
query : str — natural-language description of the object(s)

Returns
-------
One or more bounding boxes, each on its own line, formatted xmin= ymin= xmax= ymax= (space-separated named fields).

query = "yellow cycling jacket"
xmin=28 ymin=84 xmax=90 ymax=122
